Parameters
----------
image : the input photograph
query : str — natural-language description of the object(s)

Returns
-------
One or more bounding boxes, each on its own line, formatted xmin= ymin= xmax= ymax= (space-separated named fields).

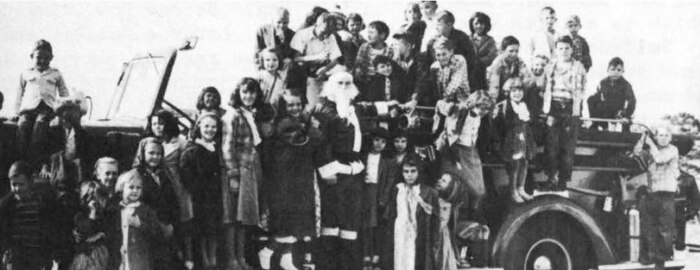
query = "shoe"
xmin=280 ymin=252 xmax=298 ymax=270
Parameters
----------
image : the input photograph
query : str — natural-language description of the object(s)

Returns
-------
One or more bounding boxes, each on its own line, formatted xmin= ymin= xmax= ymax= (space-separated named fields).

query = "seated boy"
xmin=0 ymin=161 xmax=58 ymax=270
xmin=356 ymin=55 xmax=410 ymax=131
xmin=542 ymin=36 xmax=587 ymax=191
xmin=587 ymin=57 xmax=636 ymax=131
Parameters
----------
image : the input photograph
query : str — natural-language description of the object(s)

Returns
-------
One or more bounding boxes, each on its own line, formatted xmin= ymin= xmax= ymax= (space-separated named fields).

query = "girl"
xmin=114 ymin=170 xmax=160 ymax=270
xmin=487 ymin=36 xmax=532 ymax=102
xmin=495 ymin=78 xmax=537 ymax=203
xmin=468 ymin=12 xmax=498 ymax=91
xmin=194 ymin=86 xmax=226 ymax=119
xmin=401 ymin=2 xmax=426 ymax=57
xmin=257 ymin=48 xmax=288 ymax=105
xmin=222 ymin=78 xmax=270 ymax=270
xmin=132 ymin=138 xmax=180 ymax=270
xmin=69 ymin=181 xmax=112 ymax=270
xmin=180 ymin=113 xmax=224 ymax=269
xmin=141 ymin=109 xmax=193 ymax=268
xmin=385 ymin=157 xmax=439 ymax=270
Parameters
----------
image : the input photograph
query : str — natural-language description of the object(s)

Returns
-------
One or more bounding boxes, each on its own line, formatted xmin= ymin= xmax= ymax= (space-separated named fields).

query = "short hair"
xmin=541 ymin=6 xmax=556 ymax=15
xmin=566 ymin=15 xmax=581 ymax=25
xmin=500 ymin=36 xmax=520 ymax=51
xmin=94 ymin=157 xmax=119 ymax=176
xmin=432 ymin=36 xmax=455 ymax=51
xmin=190 ymin=113 xmax=223 ymax=142
xmin=368 ymin=21 xmax=390 ymax=40
xmin=406 ymin=2 xmax=422 ymax=20
xmin=8 ymin=161 xmax=32 ymax=179
xmin=533 ymin=54 xmax=550 ymax=63
xmin=145 ymin=109 xmax=180 ymax=141
xmin=468 ymin=12 xmax=492 ymax=35
xmin=230 ymin=77 xmax=265 ymax=109
xmin=608 ymin=57 xmax=624 ymax=68
xmin=316 ymin=12 xmax=335 ymax=26
xmin=435 ymin=10 xmax=455 ymax=24
xmin=257 ymin=47 xmax=283 ymax=70
xmin=303 ymin=6 xmax=328 ymax=28
xmin=196 ymin=86 xmax=222 ymax=111
xmin=115 ymin=169 xmax=144 ymax=194
xmin=555 ymin=35 xmax=573 ymax=47
xmin=503 ymin=77 xmax=525 ymax=92
xmin=33 ymin=39 xmax=53 ymax=55
xmin=372 ymin=55 xmax=393 ymax=68
xmin=421 ymin=1 xmax=438 ymax=8
xmin=346 ymin=12 xmax=363 ymax=24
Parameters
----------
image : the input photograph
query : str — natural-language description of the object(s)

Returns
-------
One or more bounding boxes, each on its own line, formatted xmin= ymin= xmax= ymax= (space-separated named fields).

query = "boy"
xmin=565 ymin=15 xmax=592 ymax=72
xmin=15 ymin=39 xmax=69 ymax=162
xmin=587 ymin=57 xmax=636 ymax=131
xmin=340 ymin=13 xmax=367 ymax=71
xmin=529 ymin=7 xmax=558 ymax=59
xmin=419 ymin=1 xmax=439 ymax=53
xmin=361 ymin=128 xmax=396 ymax=270
xmin=0 ymin=161 xmax=58 ymax=270
xmin=391 ymin=28 xmax=431 ymax=110
xmin=542 ymin=36 xmax=587 ymax=191
xmin=356 ymin=55 xmax=409 ymax=131
xmin=526 ymin=54 xmax=549 ymax=118
xmin=426 ymin=11 xmax=479 ymax=90
xmin=354 ymin=20 xmax=393 ymax=83
xmin=255 ymin=7 xmax=295 ymax=69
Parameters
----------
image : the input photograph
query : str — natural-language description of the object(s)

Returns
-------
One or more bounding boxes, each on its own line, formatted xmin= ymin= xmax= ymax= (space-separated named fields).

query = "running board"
xmin=599 ymin=260 xmax=684 ymax=270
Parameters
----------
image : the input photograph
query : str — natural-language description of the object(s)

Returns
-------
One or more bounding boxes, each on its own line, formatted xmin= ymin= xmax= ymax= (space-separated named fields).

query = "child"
xmin=419 ymin=1 xmax=439 ymax=53
xmin=222 ymin=78 xmax=269 ymax=269
xmin=357 ymin=55 xmax=410 ymax=131
xmin=401 ymin=2 xmax=427 ymax=57
xmin=42 ymin=94 xmax=90 ymax=184
xmin=15 ymin=39 xmax=70 ymax=162
xmin=179 ymin=113 xmax=223 ymax=269
xmin=94 ymin=157 xmax=119 ymax=193
xmin=114 ymin=170 xmax=160 ymax=270
xmin=587 ymin=57 xmax=636 ymax=131
xmin=391 ymin=130 xmax=419 ymax=166
xmin=343 ymin=13 xmax=367 ymax=71
xmin=257 ymin=48 xmax=288 ymax=105
xmin=384 ymin=157 xmax=439 ymax=270
xmin=529 ymin=7 xmax=558 ymax=59
xmin=69 ymin=181 xmax=112 ymax=270
xmin=434 ymin=172 xmax=470 ymax=269
xmin=132 ymin=137 xmax=180 ymax=270
xmin=255 ymin=7 xmax=295 ymax=69
xmin=427 ymin=11 xmax=479 ymax=90
xmin=487 ymin=36 xmax=532 ymax=102
xmin=564 ymin=15 xmax=592 ymax=72
xmin=0 ymin=161 xmax=57 ymax=270
xmin=354 ymin=20 xmax=394 ymax=83
xmin=194 ymin=86 xmax=226 ymax=120
xmin=542 ymin=35 xmax=587 ymax=191
xmin=469 ymin=12 xmax=498 ymax=92
xmin=260 ymin=118 xmax=328 ymax=270
xmin=525 ymin=54 xmax=549 ymax=118
xmin=430 ymin=37 xmax=469 ymax=107
xmin=495 ymin=78 xmax=537 ymax=203
xmin=361 ymin=128 xmax=396 ymax=270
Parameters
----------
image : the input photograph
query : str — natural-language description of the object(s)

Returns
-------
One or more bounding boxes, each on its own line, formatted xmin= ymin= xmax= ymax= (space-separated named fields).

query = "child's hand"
xmin=229 ymin=180 xmax=240 ymax=193
xmin=128 ymin=215 xmax=141 ymax=228
xmin=185 ymin=261 xmax=195 ymax=270
xmin=40 ymin=164 xmax=51 ymax=179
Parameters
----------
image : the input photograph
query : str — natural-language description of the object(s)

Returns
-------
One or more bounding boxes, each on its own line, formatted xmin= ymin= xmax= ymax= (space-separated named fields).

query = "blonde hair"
xmin=114 ymin=169 xmax=144 ymax=195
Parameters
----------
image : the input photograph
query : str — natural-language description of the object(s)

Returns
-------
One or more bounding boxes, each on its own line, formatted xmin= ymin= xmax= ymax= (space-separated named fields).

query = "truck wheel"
xmin=503 ymin=212 xmax=596 ymax=270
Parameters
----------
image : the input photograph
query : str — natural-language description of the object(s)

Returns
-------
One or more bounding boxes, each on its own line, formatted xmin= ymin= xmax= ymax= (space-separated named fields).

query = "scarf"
xmin=195 ymin=138 xmax=216 ymax=152
xmin=241 ymin=107 xmax=262 ymax=146
xmin=510 ymin=100 xmax=530 ymax=122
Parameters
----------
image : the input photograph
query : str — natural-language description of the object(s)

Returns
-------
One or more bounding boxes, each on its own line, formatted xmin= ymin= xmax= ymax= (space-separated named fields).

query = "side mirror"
xmin=179 ymin=36 xmax=198 ymax=51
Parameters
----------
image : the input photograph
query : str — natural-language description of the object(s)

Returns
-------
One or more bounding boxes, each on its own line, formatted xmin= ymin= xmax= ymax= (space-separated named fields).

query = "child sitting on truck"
xmin=587 ymin=57 xmax=636 ymax=131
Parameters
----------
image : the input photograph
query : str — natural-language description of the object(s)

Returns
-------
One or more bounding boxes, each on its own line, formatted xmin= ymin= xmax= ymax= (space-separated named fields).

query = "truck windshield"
xmin=110 ymin=56 xmax=165 ymax=119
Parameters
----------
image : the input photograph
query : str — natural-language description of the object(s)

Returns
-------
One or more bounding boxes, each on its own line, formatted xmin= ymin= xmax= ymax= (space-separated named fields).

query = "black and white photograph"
xmin=0 ymin=1 xmax=699 ymax=270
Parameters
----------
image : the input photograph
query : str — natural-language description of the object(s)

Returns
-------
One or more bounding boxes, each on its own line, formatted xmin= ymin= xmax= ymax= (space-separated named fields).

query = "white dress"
xmin=394 ymin=183 xmax=419 ymax=270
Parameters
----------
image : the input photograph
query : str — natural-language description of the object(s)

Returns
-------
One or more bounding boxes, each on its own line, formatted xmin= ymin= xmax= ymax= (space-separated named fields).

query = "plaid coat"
xmin=222 ymin=107 xmax=264 ymax=226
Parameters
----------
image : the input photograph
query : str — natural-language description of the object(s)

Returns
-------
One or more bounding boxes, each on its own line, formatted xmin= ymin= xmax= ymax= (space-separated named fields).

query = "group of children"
xmin=0 ymin=1 xmax=645 ymax=270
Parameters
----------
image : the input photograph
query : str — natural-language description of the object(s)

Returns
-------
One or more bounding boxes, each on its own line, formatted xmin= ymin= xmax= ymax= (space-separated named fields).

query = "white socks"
xmin=258 ymin=247 xmax=274 ymax=270
xmin=280 ymin=252 xmax=298 ymax=270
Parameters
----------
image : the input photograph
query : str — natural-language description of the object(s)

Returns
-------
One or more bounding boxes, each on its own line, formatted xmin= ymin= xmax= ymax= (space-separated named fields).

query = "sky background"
xmin=1 ymin=0 xmax=699 ymax=123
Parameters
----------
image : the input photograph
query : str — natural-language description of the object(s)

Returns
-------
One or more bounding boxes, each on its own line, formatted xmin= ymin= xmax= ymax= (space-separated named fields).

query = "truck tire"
xmin=502 ymin=211 xmax=597 ymax=270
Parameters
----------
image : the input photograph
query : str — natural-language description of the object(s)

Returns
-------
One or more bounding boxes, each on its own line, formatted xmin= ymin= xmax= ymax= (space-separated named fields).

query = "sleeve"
xmin=542 ymin=64 xmax=554 ymax=114
xmin=15 ymin=72 xmax=26 ymax=114
xmin=582 ymin=38 xmax=592 ymax=72
xmin=178 ymin=148 xmax=197 ymax=195
xmin=651 ymin=146 xmax=678 ymax=165
xmin=328 ymin=35 xmax=343 ymax=61
xmin=623 ymin=81 xmax=636 ymax=117
xmin=461 ymin=36 xmax=479 ymax=90
xmin=429 ymin=189 xmax=440 ymax=252
xmin=353 ymin=43 xmax=370 ymax=78
xmin=139 ymin=206 xmax=161 ymax=239
xmin=487 ymin=58 xmax=502 ymax=101
xmin=290 ymin=31 xmax=306 ymax=56
xmin=377 ymin=161 xmax=397 ymax=208
xmin=222 ymin=113 xmax=241 ymax=181
xmin=572 ymin=63 xmax=587 ymax=116
xmin=481 ymin=38 xmax=498 ymax=66
xmin=254 ymin=27 xmax=266 ymax=66
xmin=0 ymin=196 xmax=11 ymax=250
xmin=443 ymin=56 xmax=469 ymax=102
xmin=383 ymin=186 xmax=398 ymax=221
xmin=56 ymin=72 xmax=69 ymax=97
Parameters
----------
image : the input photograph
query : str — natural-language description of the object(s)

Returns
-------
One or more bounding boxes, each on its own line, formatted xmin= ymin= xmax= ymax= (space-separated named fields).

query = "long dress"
xmin=179 ymin=142 xmax=223 ymax=236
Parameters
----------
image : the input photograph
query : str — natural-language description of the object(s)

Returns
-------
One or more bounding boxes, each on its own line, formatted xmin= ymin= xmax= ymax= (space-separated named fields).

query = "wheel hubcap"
xmin=524 ymin=238 xmax=572 ymax=270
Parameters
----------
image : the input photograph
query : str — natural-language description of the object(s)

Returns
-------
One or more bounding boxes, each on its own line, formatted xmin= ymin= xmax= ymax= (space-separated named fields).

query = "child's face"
xmin=10 ymin=174 xmax=30 ymax=197
xmin=472 ymin=18 xmax=486 ymax=36
xmin=203 ymin=92 xmax=218 ymax=109
xmin=372 ymin=137 xmax=387 ymax=153
xmin=150 ymin=116 xmax=165 ymax=138
xmin=262 ymin=52 xmax=280 ymax=72
xmin=531 ymin=57 xmax=548 ymax=76
xmin=284 ymin=96 xmax=303 ymax=117
xmin=367 ymin=27 xmax=385 ymax=44
xmin=540 ymin=10 xmax=557 ymax=29
xmin=608 ymin=64 xmax=624 ymax=80
xmin=405 ymin=6 xmax=420 ymax=22
xmin=32 ymin=49 xmax=52 ymax=70
xmin=97 ymin=163 xmax=119 ymax=190
xmin=274 ymin=12 xmax=290 ymax=31
xmin=240 ymin=87 xmax=258 ymax=107
xmin=199 ymin=117 xmax=218 ymax=142
xmin=420 ymin=2 xmax=438 ymax=19
xmin=393 ymin=137 xmax=408 ymax=154
xmin=510 ymin=88 xmax=524 ymax=102
xmin=402 ymin=164 xmax=419 ymax=185
xmin=655 ymin=129 xmax=672 ymax=147
xmin=347 ymin=20 xmax=363 ymax=35
xmin=376 ymin=62 xmax=393 ymax=76
xmin=435 ymin=48 xmax=454 ymax=66
xmin=436 ymin=173 xmax=453 ymax=191
xmin=144 ymin=143 xmax=163 ymax=168
xmin=436 ymin=20 xmax=452 ymax=36
xmin=123 ymin=179 xmax=143 ymax=203
xmin=566 ymin=21 xmax=581 ymax=35
xmin=504 ymin=44 xmax=520 ymax=62
xmin=556 ymin=42 xmax=573 ymax=61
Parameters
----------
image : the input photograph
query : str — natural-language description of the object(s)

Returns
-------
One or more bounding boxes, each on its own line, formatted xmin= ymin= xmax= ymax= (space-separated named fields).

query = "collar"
xmin=120 ymin=201 xmax=141 ymax=208
xmin=195 ymin=138 xmax=217 ymax=152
